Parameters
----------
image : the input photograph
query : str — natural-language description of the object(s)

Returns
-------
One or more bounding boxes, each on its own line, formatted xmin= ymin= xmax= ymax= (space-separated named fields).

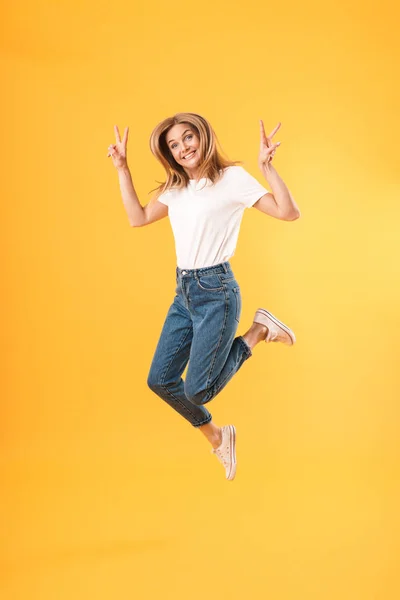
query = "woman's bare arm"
xmin=257 ymin=120 xmax=301 ymax=220
xmin=117 ymin=165 xmax=168 ymax=227
xmin=108 ymin=125 xmax=168 ymax=227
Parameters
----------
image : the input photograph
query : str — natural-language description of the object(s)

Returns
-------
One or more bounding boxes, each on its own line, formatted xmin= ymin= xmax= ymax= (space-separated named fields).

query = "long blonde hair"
xmin=149 ymin=112 xmax=241 ymax=199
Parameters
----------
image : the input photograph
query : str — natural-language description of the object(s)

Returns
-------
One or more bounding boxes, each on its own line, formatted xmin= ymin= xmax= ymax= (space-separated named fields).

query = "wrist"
xmin=259 ymin=161 xmax=274 ymax=177
xmin=259 ymin=159 xmax=274 ymax=170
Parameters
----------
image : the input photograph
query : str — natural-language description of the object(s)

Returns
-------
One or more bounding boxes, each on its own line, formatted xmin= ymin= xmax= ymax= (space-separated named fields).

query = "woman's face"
xmin=165 ymin=123 xmax=201 ymax=176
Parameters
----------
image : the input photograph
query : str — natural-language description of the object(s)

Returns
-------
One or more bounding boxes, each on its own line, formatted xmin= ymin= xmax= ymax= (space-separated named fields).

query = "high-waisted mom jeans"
xmin=147 ymin=261 xmax=253 ymax=427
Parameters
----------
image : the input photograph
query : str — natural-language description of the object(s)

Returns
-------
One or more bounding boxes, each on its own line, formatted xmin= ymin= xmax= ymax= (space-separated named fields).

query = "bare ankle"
xmin=243 ymin=323 xmax=268 ymax=350
xmin=211 ymin=428 xmax=223 ymax=449
xmin=199 ymin=422 xmax=223 ymax=448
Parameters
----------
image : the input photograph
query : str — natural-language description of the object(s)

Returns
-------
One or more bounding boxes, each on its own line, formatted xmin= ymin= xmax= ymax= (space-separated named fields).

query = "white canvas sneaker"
xmin=212 ymin=425 xmax=236 ymax=481
xmin=253 ymin=308 xmax=296 ymax=346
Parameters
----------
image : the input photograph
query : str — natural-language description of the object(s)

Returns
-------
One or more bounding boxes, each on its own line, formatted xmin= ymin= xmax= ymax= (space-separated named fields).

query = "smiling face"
xmin=165 ymin=123 xmax=202 ymax=179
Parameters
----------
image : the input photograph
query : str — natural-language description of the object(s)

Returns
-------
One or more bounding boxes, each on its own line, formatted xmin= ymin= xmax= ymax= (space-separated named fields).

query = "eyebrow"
xmin=167 ymin=129 xmax=192 ymax=145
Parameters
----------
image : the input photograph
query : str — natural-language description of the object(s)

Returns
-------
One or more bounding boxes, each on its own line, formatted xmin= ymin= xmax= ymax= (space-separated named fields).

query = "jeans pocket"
xmin=196 ymin=274 xmax=225 ymax=292
xmin=219 ymin=271 xmax=236 ymax=284
xmin=233 ymin=286 xmax=241 ymax=322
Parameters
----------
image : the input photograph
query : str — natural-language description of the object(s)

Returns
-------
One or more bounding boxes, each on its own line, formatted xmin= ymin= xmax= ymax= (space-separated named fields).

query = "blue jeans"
xmin=147 ymin=261 xmax=253 ymax=427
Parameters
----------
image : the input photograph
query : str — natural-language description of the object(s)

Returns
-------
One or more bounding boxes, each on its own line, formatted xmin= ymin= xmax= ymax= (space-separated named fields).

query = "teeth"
xmin=184 ymin=151 xmax=195 ymax=159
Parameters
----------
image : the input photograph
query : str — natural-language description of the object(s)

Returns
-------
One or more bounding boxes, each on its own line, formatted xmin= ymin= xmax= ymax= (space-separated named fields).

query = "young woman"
xmin=108 ymin=112 xmax=300 ymax=481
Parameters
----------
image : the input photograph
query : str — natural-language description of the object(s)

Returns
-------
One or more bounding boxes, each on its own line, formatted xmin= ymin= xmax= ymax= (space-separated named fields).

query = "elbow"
xmin=130 ymin=209 xmax=147 ymax=227
xmin=281 ymin=210 xmax=301 ymax=221
xmin=290 ymin=210 xmax=301 ymax=221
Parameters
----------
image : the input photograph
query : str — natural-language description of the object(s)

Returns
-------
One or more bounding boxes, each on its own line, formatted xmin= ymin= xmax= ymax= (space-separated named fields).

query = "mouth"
xmin=182 ymin=150 xmax=196 ymax=160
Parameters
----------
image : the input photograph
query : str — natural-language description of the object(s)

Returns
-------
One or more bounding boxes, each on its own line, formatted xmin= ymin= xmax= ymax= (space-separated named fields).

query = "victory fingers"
xmin=267 ymin=122 xmax=281 ymax=140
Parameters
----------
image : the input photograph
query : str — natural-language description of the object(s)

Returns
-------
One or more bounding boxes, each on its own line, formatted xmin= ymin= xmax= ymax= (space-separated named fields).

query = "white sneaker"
xmin=253 ymin=308 xmax=296 ymax=345
xmin=212 ymin=425 xmax=236 ymax=481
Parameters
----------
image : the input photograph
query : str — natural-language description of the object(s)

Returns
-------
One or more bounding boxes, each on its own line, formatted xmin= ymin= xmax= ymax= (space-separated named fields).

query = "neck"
xmin=186 ymin=166 xmax=202 ymax=180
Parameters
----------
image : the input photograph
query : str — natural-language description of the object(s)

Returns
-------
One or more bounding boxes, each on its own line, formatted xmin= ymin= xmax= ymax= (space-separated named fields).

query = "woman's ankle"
xmin=199 ymin=422 xmax=222 ymax=448
xmin=243 ymin=323 xmax=268 ymax=350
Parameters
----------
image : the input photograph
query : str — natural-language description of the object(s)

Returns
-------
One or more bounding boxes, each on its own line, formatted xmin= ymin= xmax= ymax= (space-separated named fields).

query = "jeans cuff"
xmin=192 ymin=415 xmax=212 ymax=428
xmin=238 ymin=335 xmax=253 ymax=358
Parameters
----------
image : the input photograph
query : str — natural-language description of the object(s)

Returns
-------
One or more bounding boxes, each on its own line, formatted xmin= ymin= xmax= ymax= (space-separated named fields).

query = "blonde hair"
xmin=149 ymin=112 xmax=241 ymax=199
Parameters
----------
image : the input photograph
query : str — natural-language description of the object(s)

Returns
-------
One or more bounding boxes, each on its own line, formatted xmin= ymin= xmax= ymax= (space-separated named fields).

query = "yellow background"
xmin=1 ymin=0 xmax=399 ymax=598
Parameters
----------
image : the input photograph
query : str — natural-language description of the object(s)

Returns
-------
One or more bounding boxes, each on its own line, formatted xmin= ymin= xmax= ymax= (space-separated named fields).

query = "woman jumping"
xmin=108 ymin=112 xmax=300 ymax=481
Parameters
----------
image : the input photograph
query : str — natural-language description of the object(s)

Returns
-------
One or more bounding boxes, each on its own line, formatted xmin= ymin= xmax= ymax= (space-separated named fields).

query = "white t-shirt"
xmin=157 ymin=165 xmax=270 ymax=269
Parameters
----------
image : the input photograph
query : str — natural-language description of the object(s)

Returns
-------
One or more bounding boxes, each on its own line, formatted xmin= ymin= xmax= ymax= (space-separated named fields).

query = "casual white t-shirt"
xmin=157 ymin=165 xmax=270 ymax=269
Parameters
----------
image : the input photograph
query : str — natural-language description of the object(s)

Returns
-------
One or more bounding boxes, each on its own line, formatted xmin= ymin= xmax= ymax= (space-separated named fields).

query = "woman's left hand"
xmin=258 ymin=120 xmax=281 ymax=169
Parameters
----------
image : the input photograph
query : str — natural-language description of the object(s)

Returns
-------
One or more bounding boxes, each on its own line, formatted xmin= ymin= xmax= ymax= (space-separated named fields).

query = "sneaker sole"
xmin=257 ymin=308 xmax=296 ymax=345
xmin=227 ymin=425 xmax=236 ymax=481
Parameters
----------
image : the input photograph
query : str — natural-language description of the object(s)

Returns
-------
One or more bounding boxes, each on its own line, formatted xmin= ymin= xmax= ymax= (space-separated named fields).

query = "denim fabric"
xmin=147 ymin=261 xmax=252 ymax=427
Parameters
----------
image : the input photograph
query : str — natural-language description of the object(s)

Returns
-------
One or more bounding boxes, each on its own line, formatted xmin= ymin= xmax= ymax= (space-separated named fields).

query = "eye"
xmin=185 ymin=134 xmax=193 ymax=140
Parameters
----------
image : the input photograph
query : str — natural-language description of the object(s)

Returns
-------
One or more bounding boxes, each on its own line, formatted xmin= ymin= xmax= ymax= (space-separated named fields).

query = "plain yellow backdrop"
xmin=1 ymin=0 xmax=399 ymax=598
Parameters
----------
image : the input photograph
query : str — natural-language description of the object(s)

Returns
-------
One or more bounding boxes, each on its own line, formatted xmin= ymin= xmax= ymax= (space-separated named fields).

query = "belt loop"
xmin=223 ymin=263 xmax=228 ymax=273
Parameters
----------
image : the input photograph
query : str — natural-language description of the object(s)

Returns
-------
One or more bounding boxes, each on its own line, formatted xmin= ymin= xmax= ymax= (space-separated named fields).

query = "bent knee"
xmin=147 ymin=371 xmax=162 ymax=392
xmin=184 ymin=383 xmax=209 ymax=406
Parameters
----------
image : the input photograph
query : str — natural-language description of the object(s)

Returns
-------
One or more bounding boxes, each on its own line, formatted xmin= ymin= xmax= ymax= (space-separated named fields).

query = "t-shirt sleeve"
xmin=157 ymin=189 xmax=172 ymax=206
xmin=233 ymin=166 xmax=270 ymax=208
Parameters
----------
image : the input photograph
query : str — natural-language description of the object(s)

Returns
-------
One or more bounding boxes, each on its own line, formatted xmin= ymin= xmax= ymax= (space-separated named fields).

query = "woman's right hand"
xmin=107 ymin=125 xmax=129 ymax=169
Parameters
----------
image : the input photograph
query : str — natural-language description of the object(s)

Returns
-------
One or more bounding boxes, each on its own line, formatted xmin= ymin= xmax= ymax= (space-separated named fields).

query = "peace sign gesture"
xmin=258 ymin=120 xmax=281 ymax=169
xmin=107 ymin=125 xmax=129 ymax=169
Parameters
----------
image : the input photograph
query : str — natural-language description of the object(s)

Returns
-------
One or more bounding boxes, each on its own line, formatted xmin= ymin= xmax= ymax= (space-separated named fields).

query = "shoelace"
xmin=213 ymin=446 xmax=230 ymax=467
